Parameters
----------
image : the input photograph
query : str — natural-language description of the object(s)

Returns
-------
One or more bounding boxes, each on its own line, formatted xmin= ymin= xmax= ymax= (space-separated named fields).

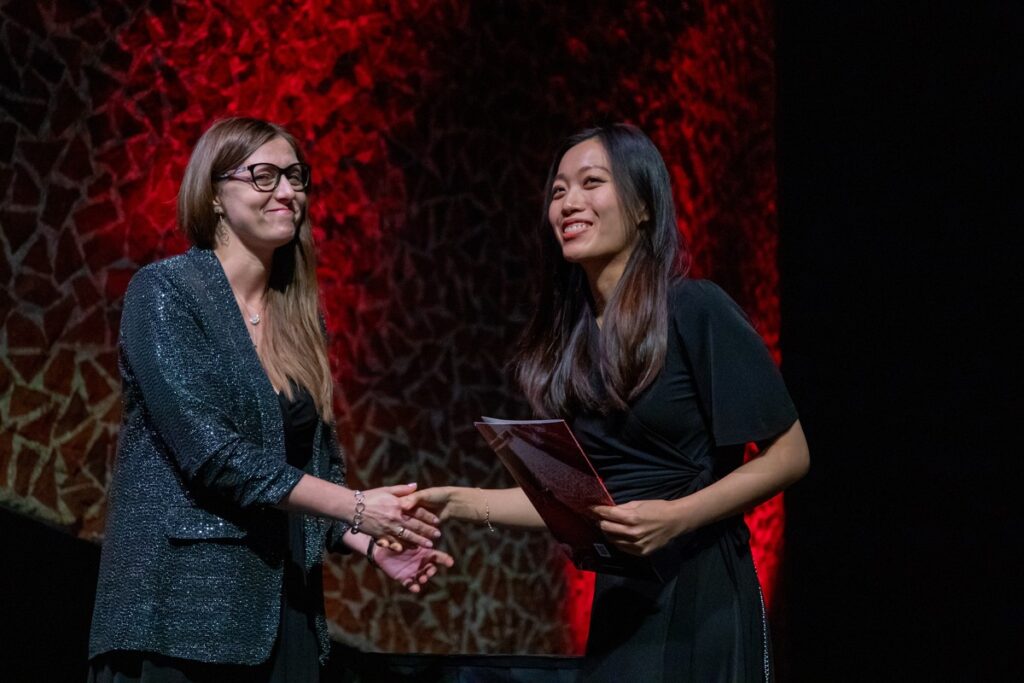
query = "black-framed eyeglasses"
xmin=216 ymin=163 xmax=311 ymax=192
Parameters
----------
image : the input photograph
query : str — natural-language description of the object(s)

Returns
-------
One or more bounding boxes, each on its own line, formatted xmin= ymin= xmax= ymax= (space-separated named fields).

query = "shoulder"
xmin=124 ymin=255 xmax=177 ymax=301
xmin=125 ymin=249 xmax=212 ymax=301
xmin=121 ymin=251 xmax=224 ymax=333
xmin=666 ymin=277 xmax=762 ymax=349
xmin=668 ymin=277 xmax=745 ymax=321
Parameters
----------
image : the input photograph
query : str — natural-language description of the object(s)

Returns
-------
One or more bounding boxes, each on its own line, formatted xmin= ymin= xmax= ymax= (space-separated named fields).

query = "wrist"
xmin=340 ymin=488 xmax=366 ymax=534
xmin=365 ymin=535 xmax=379 ymax=568
xmin=474 ymin=488 xmax=497 ymax=533
xmin=332 ymin=486 xmax=355 ymax=521
xmin=456 ymin=487 xmax=484 ymax=523
xmin=669 ymin=495 xmax=699 ymax=536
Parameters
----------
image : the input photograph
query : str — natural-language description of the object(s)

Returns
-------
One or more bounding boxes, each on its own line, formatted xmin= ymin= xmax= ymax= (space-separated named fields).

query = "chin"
xmin=268 ymin=222 xmax=298 ymax=240
xmin=560 ymin=246 xmax=588 ymax=263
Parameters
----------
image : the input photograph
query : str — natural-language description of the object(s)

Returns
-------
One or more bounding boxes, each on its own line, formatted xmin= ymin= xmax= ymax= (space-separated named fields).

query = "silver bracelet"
xmin=350 ymin=490 xmax=366 ymax=535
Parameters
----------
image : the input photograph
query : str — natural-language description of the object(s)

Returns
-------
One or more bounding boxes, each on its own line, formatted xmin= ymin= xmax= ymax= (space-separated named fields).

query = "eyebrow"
xmin=553 ymin=164 xmax=612 ymax=182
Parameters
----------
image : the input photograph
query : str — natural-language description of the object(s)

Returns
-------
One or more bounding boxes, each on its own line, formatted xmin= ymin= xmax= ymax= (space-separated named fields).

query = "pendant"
xmin=249 ymin=313 xmax=261 ymax=325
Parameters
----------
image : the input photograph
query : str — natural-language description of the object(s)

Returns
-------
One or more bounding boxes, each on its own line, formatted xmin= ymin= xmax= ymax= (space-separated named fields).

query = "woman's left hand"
xmin=371 ymin=545 xmax=455 ymax=593
xmin=591 ymin=499 xmax=692 ymax=557
xmin=593 ymin=423 xmax=810 ymax=557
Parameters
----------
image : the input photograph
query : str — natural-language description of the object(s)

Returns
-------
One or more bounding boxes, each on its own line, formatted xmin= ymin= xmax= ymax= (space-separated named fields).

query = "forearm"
xmin=675 ymin=420 xmax=809 ymax=531
xmin=448 ymin=487 xmax=547 ymax=529
xmin=279 ymin=473 xmax=356 ymax=522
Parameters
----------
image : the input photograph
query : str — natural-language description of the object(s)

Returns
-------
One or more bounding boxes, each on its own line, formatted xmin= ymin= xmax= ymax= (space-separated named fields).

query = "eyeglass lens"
xmin=251 ymin=163 xmax=310 ymax=191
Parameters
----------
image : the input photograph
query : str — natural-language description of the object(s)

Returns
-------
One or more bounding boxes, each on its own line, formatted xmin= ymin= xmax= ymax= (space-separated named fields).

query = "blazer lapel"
xmin=188 ymin=248 xmax=286 ymax=463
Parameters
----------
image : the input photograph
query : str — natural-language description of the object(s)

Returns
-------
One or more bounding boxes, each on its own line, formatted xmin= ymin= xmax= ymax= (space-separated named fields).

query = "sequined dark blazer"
xmin=89 ymin=247 xmax=349 ymax=665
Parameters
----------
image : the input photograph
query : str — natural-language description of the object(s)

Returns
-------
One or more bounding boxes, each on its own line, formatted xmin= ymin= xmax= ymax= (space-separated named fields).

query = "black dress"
xmin=88 ymin=384 xmax=322 ymax=683
xmin=573 ymin=279 xmax=798 ymax=683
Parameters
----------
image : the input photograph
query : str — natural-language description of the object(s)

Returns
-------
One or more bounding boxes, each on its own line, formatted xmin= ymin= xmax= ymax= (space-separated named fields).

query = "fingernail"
xmin=434 ymin=531 xmax=442 ymax=539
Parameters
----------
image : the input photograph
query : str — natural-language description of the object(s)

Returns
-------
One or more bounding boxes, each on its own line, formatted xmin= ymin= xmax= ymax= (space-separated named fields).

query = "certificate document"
xmin=475 ymin=417 xmax=663 ymax=581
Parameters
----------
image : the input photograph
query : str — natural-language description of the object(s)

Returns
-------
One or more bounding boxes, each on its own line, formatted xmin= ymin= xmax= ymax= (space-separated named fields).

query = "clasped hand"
xmin=353 ymin=484 xmax=454 ymax=594
xmin=371 ymin=544 xmax=455 ymax=594
xmin=359 ymin=483 xmax=443 ymax=550
xmin=591 ymin=498 xmax=693 ymax=557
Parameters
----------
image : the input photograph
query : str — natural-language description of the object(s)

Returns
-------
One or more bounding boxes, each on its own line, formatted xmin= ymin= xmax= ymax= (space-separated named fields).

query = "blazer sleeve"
xmin=120 ymin=266 xmax=304 ymax=508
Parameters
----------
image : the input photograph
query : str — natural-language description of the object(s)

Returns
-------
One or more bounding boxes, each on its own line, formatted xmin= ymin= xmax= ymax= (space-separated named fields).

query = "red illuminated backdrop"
xmin=1 ymin=0 xmax=780 ymax=654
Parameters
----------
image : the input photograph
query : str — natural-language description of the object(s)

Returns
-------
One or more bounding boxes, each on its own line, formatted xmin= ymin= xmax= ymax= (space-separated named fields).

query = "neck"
xmin=582 ymin=253 xmax=630 ymax=322
xmin=215 ymin=244 xmax=270 ymax=304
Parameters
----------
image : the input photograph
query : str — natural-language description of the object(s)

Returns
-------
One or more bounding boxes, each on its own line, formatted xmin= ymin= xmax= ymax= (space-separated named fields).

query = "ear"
xmin=636 ymin=204 xmax=650 ymax=225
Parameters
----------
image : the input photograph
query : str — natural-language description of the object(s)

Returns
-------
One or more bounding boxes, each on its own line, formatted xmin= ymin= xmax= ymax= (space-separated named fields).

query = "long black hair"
xmin=514 ymin=123 xmax=686 ymax=417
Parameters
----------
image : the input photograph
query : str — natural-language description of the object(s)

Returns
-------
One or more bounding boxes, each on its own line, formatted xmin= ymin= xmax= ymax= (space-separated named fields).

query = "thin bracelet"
xmin=365 ymin=535 xmax=379 ymax=568
xmin=350 ymin=490 xmax=366 ymax=534
xmin=484 ymin=496 xmax=497 ymax=534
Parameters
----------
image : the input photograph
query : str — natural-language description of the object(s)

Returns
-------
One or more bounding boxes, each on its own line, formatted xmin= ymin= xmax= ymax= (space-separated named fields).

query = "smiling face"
xmin=213 ymin=136 xmax=306 ymax=261
xmin=548 ymin=138 xmax=637 ymax=275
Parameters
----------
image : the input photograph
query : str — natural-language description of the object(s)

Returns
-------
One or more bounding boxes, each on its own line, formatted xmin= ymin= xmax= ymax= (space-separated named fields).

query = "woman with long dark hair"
xmin=88 ymin=117 xmax=452 ymax=683
xmin=408 ymin=124 xmax=808 ymax=680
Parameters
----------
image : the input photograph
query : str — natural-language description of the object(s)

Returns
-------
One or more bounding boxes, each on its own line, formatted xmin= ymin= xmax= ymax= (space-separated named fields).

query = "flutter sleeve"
xmin=120 ymin=265 xmax=304 ymax=508
xmin=671 ymin=279 xmax=798 ymax=447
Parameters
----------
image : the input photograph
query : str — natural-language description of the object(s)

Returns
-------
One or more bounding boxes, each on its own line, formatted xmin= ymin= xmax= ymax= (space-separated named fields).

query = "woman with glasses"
xmin=406 ymin=124 xmax=809 ymax=681
xmin=88 ymin=117 xmax=452 ymax=683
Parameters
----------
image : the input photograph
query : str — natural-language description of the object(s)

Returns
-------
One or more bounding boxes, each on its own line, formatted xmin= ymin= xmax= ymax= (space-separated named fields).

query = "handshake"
xmin=338 ymin=483 xmax=466 ymax=594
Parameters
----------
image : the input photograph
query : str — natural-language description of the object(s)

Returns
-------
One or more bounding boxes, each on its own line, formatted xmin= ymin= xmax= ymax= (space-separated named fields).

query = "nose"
xmin=561 ymin=185 xmax=583 ymax=215
xmin=273 ymin=176 xmax=297 ymax=201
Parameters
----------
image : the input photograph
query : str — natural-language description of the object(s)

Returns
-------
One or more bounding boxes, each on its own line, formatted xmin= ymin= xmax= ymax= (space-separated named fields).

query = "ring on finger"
xmin=396 ymin=525 xmax=407 ymax=538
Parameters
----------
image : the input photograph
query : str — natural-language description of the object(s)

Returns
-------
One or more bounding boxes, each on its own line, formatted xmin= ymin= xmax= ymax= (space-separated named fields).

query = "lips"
xmin=561 ymin=220 xmax=590 ymax=240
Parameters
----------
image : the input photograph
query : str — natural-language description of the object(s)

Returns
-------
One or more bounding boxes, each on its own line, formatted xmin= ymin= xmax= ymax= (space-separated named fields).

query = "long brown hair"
xmin=178 ymin=117 xmax=333 ymax=421
xmin=514 ymin=124 xmax=686 ymax=417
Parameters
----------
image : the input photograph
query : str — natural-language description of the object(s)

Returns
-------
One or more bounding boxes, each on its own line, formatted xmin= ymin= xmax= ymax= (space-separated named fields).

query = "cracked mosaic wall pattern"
xmin=1 ymin=0 xmax=781 ymax=655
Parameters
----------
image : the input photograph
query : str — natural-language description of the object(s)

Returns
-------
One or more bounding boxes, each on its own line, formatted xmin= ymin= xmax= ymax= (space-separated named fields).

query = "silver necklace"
xmin=235 ymin=295 xmax=264 ymax=326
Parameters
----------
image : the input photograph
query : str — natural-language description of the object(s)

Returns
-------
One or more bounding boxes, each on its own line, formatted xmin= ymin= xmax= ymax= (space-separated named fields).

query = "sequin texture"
xmin=89 ymin=247 xmax=349 ymax=665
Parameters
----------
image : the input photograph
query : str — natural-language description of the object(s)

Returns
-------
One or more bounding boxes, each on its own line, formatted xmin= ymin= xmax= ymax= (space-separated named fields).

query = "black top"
xmin=574 ymin=278 xmax=796 ymax=504
xmin=271 ymin=382 xmax=322 ymax=682
xmin=574 ymin=278 xmax=797 ymax=682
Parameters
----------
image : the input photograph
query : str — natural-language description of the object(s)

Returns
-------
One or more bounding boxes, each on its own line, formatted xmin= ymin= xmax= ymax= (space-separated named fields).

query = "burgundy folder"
xmin=475 ymin=417 xmax=663 ymax=581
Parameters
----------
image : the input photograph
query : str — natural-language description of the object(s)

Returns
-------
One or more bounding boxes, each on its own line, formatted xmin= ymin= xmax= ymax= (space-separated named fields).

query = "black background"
xmin=776 ymin=1 xmax=1022 ymax=679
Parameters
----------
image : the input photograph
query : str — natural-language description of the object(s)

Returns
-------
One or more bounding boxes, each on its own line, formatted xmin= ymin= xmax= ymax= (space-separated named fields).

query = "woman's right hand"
xmin=359 ymin=483 xmax=442 ymax=548
xmin=400 ymin=486 xmax=461 ymax=522
xmin=403 ymin=486 xmax=547 ymax=530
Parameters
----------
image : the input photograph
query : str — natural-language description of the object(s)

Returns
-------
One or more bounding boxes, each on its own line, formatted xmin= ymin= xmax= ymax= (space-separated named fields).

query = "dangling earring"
xmin=214 ymin=207 xmax=229 ymax=245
